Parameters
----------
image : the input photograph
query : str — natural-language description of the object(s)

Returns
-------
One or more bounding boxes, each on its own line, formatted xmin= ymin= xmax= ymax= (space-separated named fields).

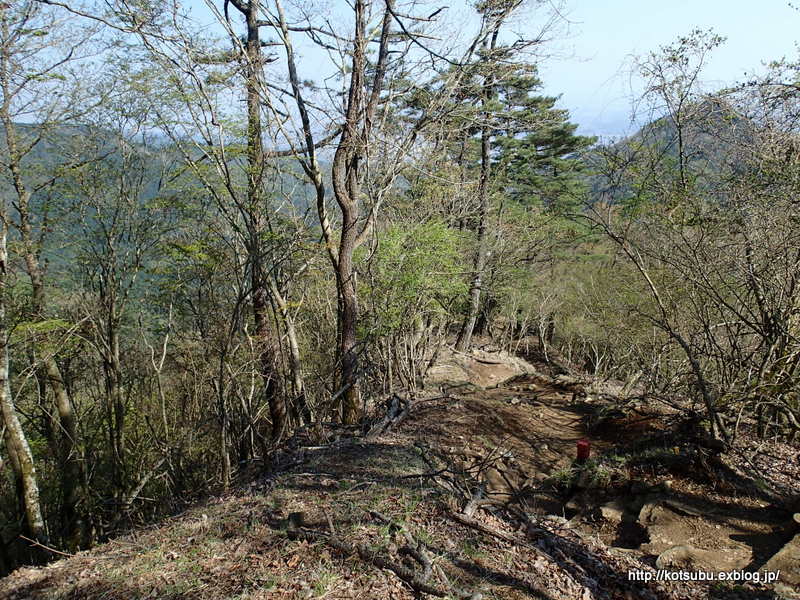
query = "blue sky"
xmin=538 ymin=0 xmax=800 ymax=136
xmin=183 ymin=0 xmax=800 ymax=138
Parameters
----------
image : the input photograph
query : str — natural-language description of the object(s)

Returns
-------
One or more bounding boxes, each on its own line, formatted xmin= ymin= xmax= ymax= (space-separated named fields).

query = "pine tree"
xmin=491 ymin=69 xmax=595 ymax=210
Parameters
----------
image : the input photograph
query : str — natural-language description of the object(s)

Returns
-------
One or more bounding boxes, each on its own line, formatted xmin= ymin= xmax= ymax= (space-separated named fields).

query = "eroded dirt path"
xmin=402 ymin=375 xmax=591 ymax=495
xmin=418 ymin=348 xmax=799 ymax=597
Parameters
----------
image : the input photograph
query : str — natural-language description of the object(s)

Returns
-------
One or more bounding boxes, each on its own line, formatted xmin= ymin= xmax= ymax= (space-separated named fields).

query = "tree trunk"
xmin=0 ymin=223 xmax=46 ymax=543
xmin=456 ymin=27 xmax=498 ymax=352
xmin=46 ymin=360 xmax=82 ymax=550
xmin=331 ymin=0 xmax=368 ymax=425
xmin=2 ymin=110 xmax=82 ymax=548
xmin=269 ymin=279 xmax=311 ymax=425
xmin=245 ymin=0 xmax=286 ymax=442
xmin=456 ymin=123 xmax=492 ymax=351
xmin=102 ymin=318 xmax=126 ymax=497
xmin=337 ymin=214 xmax=361 ymax=424
xmin=276 ymin=0 xmax=393 ymax=425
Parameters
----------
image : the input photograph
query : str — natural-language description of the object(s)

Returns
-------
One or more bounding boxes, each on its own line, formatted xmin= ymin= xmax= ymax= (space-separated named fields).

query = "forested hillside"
xmin=1 ymin=2 xmax=799 ymax=599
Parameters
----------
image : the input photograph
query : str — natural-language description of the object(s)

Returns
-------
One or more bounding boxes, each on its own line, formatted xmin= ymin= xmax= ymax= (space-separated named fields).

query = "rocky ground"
xmin=2 ymin=348 xmax=798 ymax=599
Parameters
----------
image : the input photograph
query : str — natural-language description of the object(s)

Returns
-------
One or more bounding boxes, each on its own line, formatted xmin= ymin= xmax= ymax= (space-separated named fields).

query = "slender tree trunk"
xmin=102 ymin=316 xmax=126 ymax=496
xmin=47 ymin=360 xmax=82 ymax=550
xmin=269 ymin=279 xmax=311 ymax=425
xmin=245 ymin=0 xmax=286 ymax=442
xmin=276 ymin=0 xmax=393 ymax=424
xmin=330 ymin=0 xmax=368 ymax=424
xmin=456 ymin=124 xmax=492 ymax=351
xmin=0 ymin=221 xmax=46 ymax=543
xmin=456 ymin=28 xmax=498 ymax=352
xmin=2 ymin=420 xmax=25 ymax=528
xmin=336 ymin=212 xmax=361 ymax=424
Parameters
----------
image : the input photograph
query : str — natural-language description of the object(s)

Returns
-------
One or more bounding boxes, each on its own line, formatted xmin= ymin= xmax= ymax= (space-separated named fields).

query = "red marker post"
xmin=576 ymin=439 xmax=591 ymax=463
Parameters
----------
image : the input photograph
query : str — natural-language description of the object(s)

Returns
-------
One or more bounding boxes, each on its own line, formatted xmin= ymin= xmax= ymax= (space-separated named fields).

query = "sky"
xmin=537 ymin=0 xmax=800 ymax=137
xmin=182 ymin=0 xmax=800 ymax=138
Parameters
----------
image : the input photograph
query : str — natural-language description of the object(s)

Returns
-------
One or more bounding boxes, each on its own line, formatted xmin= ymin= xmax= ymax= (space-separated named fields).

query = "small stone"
xmin=484 ymin=467 xmax=511 ymax=495
xmin=655 ymin=545 xmax=699 ymax=569
xmin=600 ymin=499 xmax=626 ymax=522
xmin=638 ymin=500 xmax=660 ymax=525
xmin=564 ymin=497 xmax=583 ymax=514
xmin=543 ymin=515 xmax=569 ymax=527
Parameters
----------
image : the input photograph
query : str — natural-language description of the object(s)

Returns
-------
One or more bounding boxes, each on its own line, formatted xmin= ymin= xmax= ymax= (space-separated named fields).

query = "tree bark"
xmin=0 ymin=221 xmax=46 ymax=543
xmin=456 ymin=122 xmax=491 ymax=352
xmin=330 ymin=0 xmax=393 ymax=424
xmin=268 ymin=278 xmax=311 ymax=425
xmin=244 ymin=0 xmax=286 ymax=441
xmin=456 ymin=29 xmax=498 ymax=352
xmin=101 ymin=314 xmax=126 ymax=496
xmin=330 ymin=0 xmax=366 ymax=425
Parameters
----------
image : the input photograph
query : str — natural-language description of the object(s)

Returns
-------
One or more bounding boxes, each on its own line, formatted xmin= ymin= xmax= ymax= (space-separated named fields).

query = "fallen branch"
xmin=19 ymin=535 xmax=73 ymax=558
xmin=290 ymin=526 xmax=449 ymax=597
xmin=448 ymin=511 xmax=516 ymax=544
xmin=365 ymin=394 xmax=410 ymax=439
xmin=283 ymin=511 xmax=477 ymax=599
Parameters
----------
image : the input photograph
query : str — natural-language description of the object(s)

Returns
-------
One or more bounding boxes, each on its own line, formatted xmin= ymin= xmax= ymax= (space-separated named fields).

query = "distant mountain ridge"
xmin=585 ymin=97 xmax=756 ymax=204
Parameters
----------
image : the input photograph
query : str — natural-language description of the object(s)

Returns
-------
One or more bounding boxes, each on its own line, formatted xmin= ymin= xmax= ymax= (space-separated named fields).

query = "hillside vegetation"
xmin=3 ymin=350 xmax=798 ymax=599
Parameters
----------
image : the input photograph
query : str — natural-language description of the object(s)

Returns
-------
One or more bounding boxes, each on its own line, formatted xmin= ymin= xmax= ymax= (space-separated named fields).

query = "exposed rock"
xmin=654 ymin=544 xmax=742 ymax=573
xmin=564 ymin=494 xmax=588 ymax=516
xmin=638 ymin=499 xmax=661 ymax=525
xmin=425 ymin=349 xmax=537 ymax=389
xmin=655 ymin=545 xmax=702 ymax=569
xmin=763 ymin=533 xmax=800 ymax=589
xmin=599 ymin=499 xmax=627 ymax=523
xmin=638 ymin=496 xmax=706 ymax=525
xmin=639 ymin=499 xmax=752 ymax=571
xmin=662 ymin=498 xmax=705 ymax=518
xmin=630 ymin=480 xmax=652 ymax=495
xmin=482 ymin=466 xmax=521 ymax=497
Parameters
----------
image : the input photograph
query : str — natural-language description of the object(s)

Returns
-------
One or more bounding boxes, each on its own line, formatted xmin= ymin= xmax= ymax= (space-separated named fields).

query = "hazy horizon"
xmin=538 ymin=0 xmax=800 ymax=136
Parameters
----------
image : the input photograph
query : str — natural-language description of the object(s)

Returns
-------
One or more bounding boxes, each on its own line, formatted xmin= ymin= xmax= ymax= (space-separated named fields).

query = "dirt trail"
xmin=405 ymin=377 xmax=589 ymax=493
xmin=420 ymin=348 xmax=799 ymax=597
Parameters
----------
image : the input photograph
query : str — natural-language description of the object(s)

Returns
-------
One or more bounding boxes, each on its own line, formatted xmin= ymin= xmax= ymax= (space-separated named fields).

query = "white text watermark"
xmin=627 ymin=569 xmax=780 ymax=585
